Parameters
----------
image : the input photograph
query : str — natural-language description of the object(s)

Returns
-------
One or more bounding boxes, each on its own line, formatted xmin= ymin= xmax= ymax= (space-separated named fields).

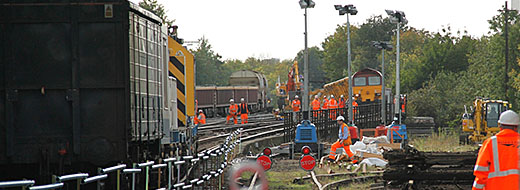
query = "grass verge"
xmin=410 ymin=128 xmax=477 ymax=152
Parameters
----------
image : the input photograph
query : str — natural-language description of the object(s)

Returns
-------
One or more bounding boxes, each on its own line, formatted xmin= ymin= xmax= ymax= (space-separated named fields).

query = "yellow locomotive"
xmin=319 ymin=68 xmax=383 ymax=103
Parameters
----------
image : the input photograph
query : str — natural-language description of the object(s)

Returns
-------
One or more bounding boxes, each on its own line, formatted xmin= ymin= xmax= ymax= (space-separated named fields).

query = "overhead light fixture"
xmin=299 ymin=0 xmax=315 ymax=9
xmin=386 ymin=9 xmax=407 ymax=24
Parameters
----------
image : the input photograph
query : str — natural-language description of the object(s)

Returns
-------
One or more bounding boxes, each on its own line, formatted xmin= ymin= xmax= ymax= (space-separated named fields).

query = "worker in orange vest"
xmin=239 ymin=98 xmax=249 ymax=124
xmin=291 ymin=95 xmax=301 ymax=122
xmin=339 ymin=95 xmax=346 ymax=116
xmin=311 ymin=95 xmax=321 ymax=118
xmin=194 ymin=109 xmax=206 ymax=125
xmin=329 ymin=95 xmax=338 ymax=119
xmin=328 ymin=116 xmax=355 ymax=162
xmin=226 ymin=99 xmax=238 ymax=124
xmin=352 ymin=98 xmax=359 ymax=120
xmin=322 ymin=96 xmax=329 ymax=110
xmin=292 ymin=95 xmax=301 ymax=112
xmin=193 ymin=109 xmax=206 ymax=136
xmin=339 ymin=95 xmax=346 ymax=108
xmin=472 ymin=110 xmax=519 ymax=190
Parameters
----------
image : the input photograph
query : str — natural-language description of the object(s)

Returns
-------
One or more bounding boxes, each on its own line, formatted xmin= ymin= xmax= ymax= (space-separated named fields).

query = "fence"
xmin=0 ymin=129 xmax=244 ymax=190
xmin=283 ymin=102 xmax=395 ymax=143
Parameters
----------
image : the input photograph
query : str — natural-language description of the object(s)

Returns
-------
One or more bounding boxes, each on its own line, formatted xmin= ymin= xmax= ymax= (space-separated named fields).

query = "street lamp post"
xmin=334 ymin=4 xmax=357 ymax=124
xmin=372 ymin=41 xmax=393 ymax=125
xmin=299 ymin=0 xmax=315 ymax=120
xmin=385 ymin=10 xmax=407 ymax=124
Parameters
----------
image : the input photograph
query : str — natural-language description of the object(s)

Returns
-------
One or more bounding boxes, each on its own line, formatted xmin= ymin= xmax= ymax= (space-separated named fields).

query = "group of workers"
xmin=194 ymin=97 xmax=250 ymax=134
xmin=291 ymin=94 xmax=359 ymax=112
xmin=290 ymin=94 xmax=359 ymax=120
xmin=226 ymin=98 xmax=250 ymax=125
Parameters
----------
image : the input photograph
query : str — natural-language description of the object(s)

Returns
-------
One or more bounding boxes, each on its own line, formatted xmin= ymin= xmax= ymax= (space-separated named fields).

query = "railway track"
xmin=198 ymin=113 xmax=275 ymax=133
xmin=197 ymin=113 xmax=284 ymax=152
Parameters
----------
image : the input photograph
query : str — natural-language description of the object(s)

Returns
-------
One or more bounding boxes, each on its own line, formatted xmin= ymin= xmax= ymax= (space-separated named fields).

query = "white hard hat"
xmin=323 ymin=96 xmax=327 ymax=99
xmin=330 ymin=95 xmax=334 ymax=98
xmin=241 ymin=98 xmax=245 ymax=101
xmin=315 ymin=95 xmax=318 ymax=99
xmin=295 ymin=95 xmax=299 ymax=98
xmin=230 ymin=99 xmax=234 ymax=102
xmin=341 ymin=95 xmax=344 ymax=98
xmin=498 ymin=110 xmax=520 ymax=126
xmin=199 ymin=109 xmax=203 ymax=113
xmin=336 ymin=116 xmax=345 ymax=121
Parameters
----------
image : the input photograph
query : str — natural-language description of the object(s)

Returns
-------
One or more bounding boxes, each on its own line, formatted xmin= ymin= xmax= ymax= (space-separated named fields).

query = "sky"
xmin=131 ymin=0 xmax=508 ymax=60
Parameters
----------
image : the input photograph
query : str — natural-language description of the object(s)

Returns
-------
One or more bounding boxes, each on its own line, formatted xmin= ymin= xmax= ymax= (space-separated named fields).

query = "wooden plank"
xmin=377 ymin=143 xmax=401 ymax=150
xmin=359 ymin=152 xmax=386 ymax=161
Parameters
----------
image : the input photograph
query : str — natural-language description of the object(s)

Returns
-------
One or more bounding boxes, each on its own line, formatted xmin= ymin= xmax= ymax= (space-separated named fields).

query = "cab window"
xmin=368 ymin=76 xmax=381 ymax=85
xmin=487 ymin=103 xmax=500 ymax=127
xmin=354 ymin=77 xmax=366 ymax=86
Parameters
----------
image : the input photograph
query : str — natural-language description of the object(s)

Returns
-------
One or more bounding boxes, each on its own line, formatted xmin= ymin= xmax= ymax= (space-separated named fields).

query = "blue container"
xmin=295 ymin=120 xmax=318 ymax=144
xmin=390 ymin=124 xmax=408 ymax=140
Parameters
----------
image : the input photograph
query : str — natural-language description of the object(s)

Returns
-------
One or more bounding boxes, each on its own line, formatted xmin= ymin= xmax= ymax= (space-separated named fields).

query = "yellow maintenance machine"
xmin=461 ymin=98 xmax=511 ymax=143
xmin=275 ymin=61 xmax=302 ymax=110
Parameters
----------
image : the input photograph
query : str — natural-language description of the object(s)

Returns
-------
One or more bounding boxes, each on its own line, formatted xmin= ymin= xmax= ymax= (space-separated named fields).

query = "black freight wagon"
xmin=0 ymin=0 xmax=166 ymax=176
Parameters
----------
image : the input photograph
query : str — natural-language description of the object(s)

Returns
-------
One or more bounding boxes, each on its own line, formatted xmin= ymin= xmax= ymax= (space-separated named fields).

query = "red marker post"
xmin=256 ymin=155 xmax=272 ymax=171
xmin=299 ymin=155 xmax=316 ymax=171
xmin=299 ymin=146 xmax=316 ymax=171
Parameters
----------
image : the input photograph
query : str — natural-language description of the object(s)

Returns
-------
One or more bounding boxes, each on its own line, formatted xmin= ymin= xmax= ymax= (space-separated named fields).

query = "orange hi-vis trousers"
xmin=329 ymin=140 xmax=354 ymax=160
xmin=241 ymin=113 xmax=248 ymax=124
xmin=227 ymin=114 xmax=237 ymax=124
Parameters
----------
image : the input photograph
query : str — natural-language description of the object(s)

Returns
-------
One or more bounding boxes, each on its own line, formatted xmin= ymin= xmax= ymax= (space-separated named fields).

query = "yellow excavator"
xmin=461 ymin=97 xmax=511 ymax=144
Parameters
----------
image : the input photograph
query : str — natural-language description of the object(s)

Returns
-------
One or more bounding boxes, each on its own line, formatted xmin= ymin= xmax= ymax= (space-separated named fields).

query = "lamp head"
xmin=299 ymin=0 xmax=308 ymax=9
xmin=347 ymin=5 xmax=358 ymax=15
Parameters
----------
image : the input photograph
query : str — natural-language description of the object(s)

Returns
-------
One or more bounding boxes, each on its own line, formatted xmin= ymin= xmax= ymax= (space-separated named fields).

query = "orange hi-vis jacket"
xmin=322 ymin=99 xmax=329 ymax=109
xmin=292 ymin=99 xmax=301 ymax=112
xmin=339 ymin=98 xmax=346 ymax=108
xmin=311 ymin=99 xmax=321 ymax=110
xmin=329 ymin=99 xmax=338 ymax=109
xmin=229 ymin=104 xmax=238 ymax=115
xmin=352 ymin=101 xmax=359 ymax=113
xmin=472 ymin=129 xmax=519 ymax=190
xmin=195 ymin=113 xmax=206 ymax=124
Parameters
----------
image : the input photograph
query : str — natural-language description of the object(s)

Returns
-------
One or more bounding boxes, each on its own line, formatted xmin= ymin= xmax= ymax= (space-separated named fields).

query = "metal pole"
xmin=505 ymin=1 xmax=509 ymax=100
xmin=145 ymin=165 xmax=150 ymax=190
xmin=97 ymin=168 xmax=102 ymax=190
xmin=303 ymin=7 xmax=310 ymax=118
xmin=381 ymin=49 xmax=386 ymax=125
xmin=116 ymin=170 xmax=121 ymax=190
xmin=395 ymin=22 xmax=401 ymax=124
xmin=347 ymin=13 xmax=353 ymax=124
xmin=132 ymin=164 xmax=137 ymax=190
xmin=168 ymin=162 xmax=172 ymax=190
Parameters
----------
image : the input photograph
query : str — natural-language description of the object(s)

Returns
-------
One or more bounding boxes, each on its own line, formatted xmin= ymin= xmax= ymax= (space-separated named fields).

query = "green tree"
xmin=139 ymin=0 xmax=174 ymax=27
xmin=421 ymin=28 xmax=477 ymax=78
xmin=322 ymin=15 xmax=396 ymax=81
xmin=193 ymin=37 xmax=226 ymax=86
xmin=384 ymin=29 xmax=429 ymax=93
